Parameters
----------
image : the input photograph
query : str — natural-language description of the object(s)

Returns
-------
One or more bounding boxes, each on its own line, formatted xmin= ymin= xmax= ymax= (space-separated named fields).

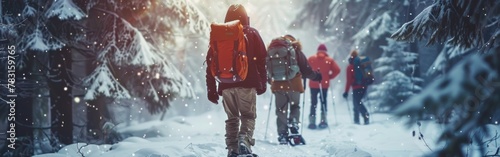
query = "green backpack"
xmin=266 ymin=37 xmax=300 ymax=81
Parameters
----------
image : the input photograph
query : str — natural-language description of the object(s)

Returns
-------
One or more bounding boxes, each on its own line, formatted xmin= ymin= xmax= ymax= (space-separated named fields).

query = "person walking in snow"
xmin=343 ymin=50 xmax=370 ymax=125
xmin=307 ymin=44 xmax=341 ymax=129
xmin=267 ymin=34 xmax=322 ymax=144
xmin=205 ymin=4 xmax=267 ymax=157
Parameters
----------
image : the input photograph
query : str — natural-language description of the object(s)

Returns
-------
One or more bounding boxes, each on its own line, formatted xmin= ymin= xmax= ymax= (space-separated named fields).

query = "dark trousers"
xmin=274 ymin=91 xmax=301 ymax=135
xmin=353 ymin=88 xmax=369 ymax=124
xmin=309 ymin=88 xmax=328 ymax=116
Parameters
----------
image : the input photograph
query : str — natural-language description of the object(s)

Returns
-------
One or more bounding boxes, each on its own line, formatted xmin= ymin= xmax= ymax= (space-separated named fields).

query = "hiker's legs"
xmin=222 ymin=88 xmax=240 ymax=153
xmin=288 ymin=91 xmax=301 ymax=125
xmin=309 ymin=88 xmax=320 ymax=118
xmin=353 ymin=88 xmax=368 ymax=124
xmin=319 ymin=88 xmax=328 ymax=114
xmin=235 ymin=88 xmax=257 ymax=150
xmin=275 ymin=91 xmax=289 ymax=135
xmin=317 ymin=88 xmax=328 ymax=124
xmin=356 ymin=88 xmax=369 ymax=124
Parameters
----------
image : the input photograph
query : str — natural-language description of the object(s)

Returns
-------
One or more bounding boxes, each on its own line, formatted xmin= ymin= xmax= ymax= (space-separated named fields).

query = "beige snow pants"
xmin=222 ymin=87 xmax=257 ymax=152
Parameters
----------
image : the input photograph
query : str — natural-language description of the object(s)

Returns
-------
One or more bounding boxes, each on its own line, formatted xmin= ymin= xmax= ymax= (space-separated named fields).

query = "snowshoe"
xmin=228 ymin=151 xmax=239 ymax=157
xmin=278 ymin=134 xmax=288 ymax=145
xmin=287 ymin=134 xmax=306 ymax=146
xmin=318 ymin=122 xmax=328 ymax=129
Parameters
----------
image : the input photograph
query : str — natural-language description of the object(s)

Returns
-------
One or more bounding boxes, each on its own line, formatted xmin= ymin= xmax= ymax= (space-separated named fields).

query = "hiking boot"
xmin=318 ymin=112 xmax=328 ymax=128
xmin=320 ymin=112 xmax=327 ymax=122
xmin=288 ymin=123 xmax=299 ymax=134
xmin=308 ymin=115 xmax=316 ymax=129
xmin=238 ymin=135 xmax=253 ymax=154
xmin=307 ymin=123 xmax=317 ymax=129
xmin=227 ymin=150 xmax=239 ymax=157
xmin=278 ymin=134 xmax=288 ymax=145
xmin=318 ymin=121 xmax=328 ymax=129
xmin=364 ymin=114 xmax=370 ymax=125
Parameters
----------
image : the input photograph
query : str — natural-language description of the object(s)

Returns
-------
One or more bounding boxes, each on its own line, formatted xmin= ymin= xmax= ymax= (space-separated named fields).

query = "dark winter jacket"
xmin=308 ymin=51 xmax=340 ymax=89
xmin=206 ymin=4 xmax=267 ymax=95
xmin=270 ymin=40 xmax=317 ymax=93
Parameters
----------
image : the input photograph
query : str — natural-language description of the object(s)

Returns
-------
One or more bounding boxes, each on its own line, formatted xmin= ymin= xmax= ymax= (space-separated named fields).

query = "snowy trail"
xmin=35 ymin=87 xmax=432 ymax=157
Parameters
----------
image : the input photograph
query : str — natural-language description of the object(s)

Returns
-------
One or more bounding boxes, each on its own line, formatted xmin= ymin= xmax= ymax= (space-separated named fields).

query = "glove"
xmin=208 ymin=91 xmax=219 ymax=104
xmin=257 ymin=83 xmax=266 ymax=95
xmin=312 ymin=72 xmax=322 ymax=82
xmin=342 ymin=92 xmax=348 ymax=99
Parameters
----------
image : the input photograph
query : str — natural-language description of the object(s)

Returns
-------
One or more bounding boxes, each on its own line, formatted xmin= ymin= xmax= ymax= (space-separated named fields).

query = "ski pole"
xmin=318 ymin=76 xmax=331 ymax=134
xmin=264 ymin=94 xmax=273 ymax=141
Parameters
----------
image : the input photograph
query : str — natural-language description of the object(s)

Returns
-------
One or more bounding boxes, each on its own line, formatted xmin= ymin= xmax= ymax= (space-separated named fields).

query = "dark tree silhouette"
xmin=392 ymin=0 xmax=500 ymax=156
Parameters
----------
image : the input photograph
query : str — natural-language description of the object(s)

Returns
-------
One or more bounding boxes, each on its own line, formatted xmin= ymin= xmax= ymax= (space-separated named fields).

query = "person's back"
xmin=343 ymin=50 xmax=370 ymax=125
xmin=267 ymin=35 xmax=321 ymax=145
xmin=306 ymin=44 xmax=340 ymax=129
xmin=205 ymin=4 xmax=267 ymax=157
xmin=307 ymin=44 xmax=340 ymax=89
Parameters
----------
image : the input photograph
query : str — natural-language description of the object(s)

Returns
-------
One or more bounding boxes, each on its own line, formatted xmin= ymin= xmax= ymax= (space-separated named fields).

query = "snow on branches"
xmin=45 ymin=0 xmax=86 ymax=20
xmin=162 ymin=0 xmax=210 ymax=35
xmin=84 ymin=63 xmax=131 ymax=100
xmin=392 ymin=0 xmax=499 ymax=48
xmin=25 ymin=28 xmax=63 ymax=51
xmin=83 ymin=1 xmax=199 ymax=113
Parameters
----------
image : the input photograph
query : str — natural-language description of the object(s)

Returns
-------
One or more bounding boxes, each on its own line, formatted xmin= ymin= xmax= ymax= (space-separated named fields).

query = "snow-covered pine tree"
xmin=426 ymin=43 xmax=475 ymax=78
xmin=392 ymin=0 xmax=500 ymax=156
xmin=1 ymin=0 xmax=209 ymax=154
xmin=1 ymin=0 xmax=79 ymax=155
xmin=81 ymin=0 xmax=209 ymax=141
xmin=83 ymin=0 xmax=206 ymax=111
xmin=367 ymin=38 xmax=421 ymax=112
xmin=290 ymin=0 xmax=416 ymax=57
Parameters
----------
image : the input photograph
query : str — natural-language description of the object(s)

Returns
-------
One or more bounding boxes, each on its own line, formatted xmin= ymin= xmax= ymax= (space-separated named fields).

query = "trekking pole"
xmin=330 ymin=88 xmax=338 ymax=125
xmin=345 ymin=94 xmax=353 ymax=123
xmin=318 ymin=78 xmax=331 ymax=134
xmin=300 ymin=78 xmax=306 ymax=135
xmin=264 ymin=94 xmax=273 ymax=141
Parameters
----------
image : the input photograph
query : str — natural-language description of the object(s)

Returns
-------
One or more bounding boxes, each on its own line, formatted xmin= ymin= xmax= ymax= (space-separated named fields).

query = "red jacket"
xmin=344 ymin=64 xmax=365 ymax=93
xmin=307 ymin=51 xmax=340 ymax=89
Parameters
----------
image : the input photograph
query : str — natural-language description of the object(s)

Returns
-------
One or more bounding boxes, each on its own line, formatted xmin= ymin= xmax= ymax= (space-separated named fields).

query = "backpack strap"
xmin=232 ymin=40 xmax=239 ymax=75
xmin=286 ymin=46 xmax=291 ymax=80
xmin=212 ymin=42 xmax=221 ymax=76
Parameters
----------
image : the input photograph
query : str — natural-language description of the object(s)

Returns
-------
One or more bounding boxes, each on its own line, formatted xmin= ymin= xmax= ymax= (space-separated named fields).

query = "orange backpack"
xmin=208 ymin=20 xmax=248 ymax=83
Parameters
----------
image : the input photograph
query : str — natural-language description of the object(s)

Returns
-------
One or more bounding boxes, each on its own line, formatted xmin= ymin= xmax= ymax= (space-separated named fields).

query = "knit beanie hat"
xmin=317 ymin=44 xmax=327 ymax=52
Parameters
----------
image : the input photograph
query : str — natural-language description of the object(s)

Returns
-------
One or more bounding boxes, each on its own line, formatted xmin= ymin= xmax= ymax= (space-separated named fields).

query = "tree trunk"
xmin=13 ymin=50 xmax=36 ymax=156
xmin=87 ymin=96 xmax=113 ymax=143
xmin=49 ymin=47 xmax=73 ymax=145
xmin=407 ymin=0 xmax=421 ymax=81
xmin=31 ymin=50 xmax=52 ymax=154
xmin=85 ymin=3 xmax=113 ymax=144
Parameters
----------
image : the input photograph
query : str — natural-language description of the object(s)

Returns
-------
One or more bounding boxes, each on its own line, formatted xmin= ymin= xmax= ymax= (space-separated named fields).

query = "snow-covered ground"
xmin=34 ymin=84 xmax=464 ymax=157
